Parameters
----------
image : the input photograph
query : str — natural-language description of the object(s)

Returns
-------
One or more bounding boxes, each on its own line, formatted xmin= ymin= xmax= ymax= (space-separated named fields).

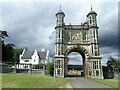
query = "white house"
xmin=17 ymin=49 xmax=50 ymax=69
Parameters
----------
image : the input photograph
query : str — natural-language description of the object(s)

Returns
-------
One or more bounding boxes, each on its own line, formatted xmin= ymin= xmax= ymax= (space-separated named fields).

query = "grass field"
xmin=2 ymin=73 xmax=70 ymax=88
xmin=89 ymin=77 xmax=118 ymax=88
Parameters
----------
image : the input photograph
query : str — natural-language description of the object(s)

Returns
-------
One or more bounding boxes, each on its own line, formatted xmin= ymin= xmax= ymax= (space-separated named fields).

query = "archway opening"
xmin=67 ymin=51 xmax=85 ymax=77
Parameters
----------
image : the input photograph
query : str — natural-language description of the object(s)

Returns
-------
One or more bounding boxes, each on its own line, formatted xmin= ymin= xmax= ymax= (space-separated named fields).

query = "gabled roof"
xmin=21 ymin=50 xmax=34 ymax=59
xmin=21 ymin=49 xmax=47 ymax=59
xmin=38 ymin=50 xmax=47 ymax=59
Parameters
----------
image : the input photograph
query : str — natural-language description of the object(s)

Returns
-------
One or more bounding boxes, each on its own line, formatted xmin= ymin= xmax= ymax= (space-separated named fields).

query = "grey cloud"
xmin=3 ymin=2 xmax=56 ymax=51
xmin=2 ymin=2 xmax=118 ymax=64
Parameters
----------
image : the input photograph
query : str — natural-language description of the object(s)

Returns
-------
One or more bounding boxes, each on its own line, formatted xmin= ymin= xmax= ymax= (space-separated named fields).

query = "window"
xmin=24 ymin=65 xmax=28 ymax=68
xmin=61 ymin=45 xmax=63 ymax=55
xmin=94 ymin=61 xmax=98 ymax=69
xmin=93 ymin=60 xmax=99 ymax=69
xmin=58 ymin=50 xmax=60 ymax=55
xmin=93 ymin=61 xmax=95 ymax=69
xmin=96 ymin=70 xmax=99 ymax=76
xmin=57 ymin=60 xmax=61 ymax=68
xmin=90 ymin=20 xmax=91 ymax=24
xmin=58 ymin=15 xmax=62 ymax=20
xmin=98 ymin=49 xmax=100 ymax=55
xmin=25 ymin=60 xmax=29 ymax=62
xmin=58 ymin=44 xmax=61 ymax=55
xmin=94 ymin=44 xmax=97 ymax=49
xmin=93 ymin=30 xmax=95 ymax=38
xmin=96 ymin=30 xmax=98 ymax=38
xmin=95 ymin=51 xmax=97 ymax=56
xmin=34 ymin=59 xmax=36 ymax=62
xmin=62 ymin=30 xmax=64 ymax=39
xmin=58 ymin=44 xmax=60 ymax=49
xmin=59 ymin=30 xmax=60 ymax=38
xmin=99 ymin=61 xmax=101 ymax=69
xmin=92 ymin=45 xmax=93 ymax=54
xmin=57 ymin=69 xmax=60 ymax=75
xmin=90 ymin=17 xmax=92 ymax=24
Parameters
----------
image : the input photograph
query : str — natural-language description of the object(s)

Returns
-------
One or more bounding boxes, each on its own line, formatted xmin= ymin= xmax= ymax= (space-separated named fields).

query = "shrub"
xmin=46 ymin=62 xmax=54 ymax=76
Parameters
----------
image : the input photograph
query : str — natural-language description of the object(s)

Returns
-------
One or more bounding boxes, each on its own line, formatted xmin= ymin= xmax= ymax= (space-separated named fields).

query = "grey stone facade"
xmin=54 ymin=8 xmax=102 ymax=78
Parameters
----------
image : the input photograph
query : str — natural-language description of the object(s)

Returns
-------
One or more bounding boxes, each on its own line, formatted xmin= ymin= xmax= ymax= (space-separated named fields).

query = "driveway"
xmin=70 ymin=77 xmax=110 ymax=88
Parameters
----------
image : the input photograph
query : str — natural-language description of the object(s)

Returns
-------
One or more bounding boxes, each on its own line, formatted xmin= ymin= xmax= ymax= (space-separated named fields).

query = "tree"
xmin=46 ymin=62 xmax=54 ymax=76
xmin=2 ymin=43 xmax=15 ymax=62
xmin=1 ymin=30 xmax=15 ymax=62
xmin=1 ymin=31 xmax=9 ymax=38
xmin=13 ymin=48 xmax=23 ymax=63
xmin=107 ymin=56 xmax=116 ymax=67
xmin=106 ymin=56 xmax=120 ymax=69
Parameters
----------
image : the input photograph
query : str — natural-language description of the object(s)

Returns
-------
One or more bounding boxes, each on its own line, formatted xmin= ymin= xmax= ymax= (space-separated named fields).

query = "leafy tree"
xmin=46 ymin=62 xmax=54 ymax=76
xmin=13 ymin=48 xmax=23 ymax=63
xmin=1 ymin=31 xmax=9 ymax=38
xmin=1 ymin=30 xmax=15 ymax=62
xmin=2 ymin=43 xmax=15 ymax=62
xmin=106 ymin=56 xmax=120 ymax=69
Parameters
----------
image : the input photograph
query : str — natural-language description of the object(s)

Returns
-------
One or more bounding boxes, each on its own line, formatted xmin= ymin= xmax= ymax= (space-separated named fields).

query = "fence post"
xmin=28 ymin=64 xmax=32 ymax=74
xmin=13 ymin=62 xmax=17 ymax=73
xmin=42 ymin=64 xmax=45 ymax=75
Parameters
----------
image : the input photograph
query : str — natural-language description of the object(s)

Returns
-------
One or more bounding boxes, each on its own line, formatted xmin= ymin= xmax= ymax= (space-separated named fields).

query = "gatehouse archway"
xmin=67 ymin=52 xmax=83 ymax=77
xmin=54 ymin=8 xmax=103 ymax=78
xmin=64 ymin=45 xmax=89 ymax=77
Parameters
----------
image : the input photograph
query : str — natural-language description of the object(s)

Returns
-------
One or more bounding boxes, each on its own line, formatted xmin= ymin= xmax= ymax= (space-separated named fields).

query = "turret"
xmin=56 ymin=9 xmax=65 ymax=26
xmin=87 ymin=7 xmax=97 ymax=28
xmin=55 ymin=7 xmax=65 ymax=56
xmin=87 ymin=7 xmax=100 ymax=56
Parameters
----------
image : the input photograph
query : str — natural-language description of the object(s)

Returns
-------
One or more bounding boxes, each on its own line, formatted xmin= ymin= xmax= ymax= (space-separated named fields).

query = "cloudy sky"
xmin=0 ymin=0 xmax=119 ymax=65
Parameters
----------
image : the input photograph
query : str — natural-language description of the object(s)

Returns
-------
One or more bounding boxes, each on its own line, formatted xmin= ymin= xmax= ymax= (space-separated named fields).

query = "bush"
xmin=46 ymin=62 xmax=54 ymax=76
xmin=102 ymin=66 xmax=114 ymax=79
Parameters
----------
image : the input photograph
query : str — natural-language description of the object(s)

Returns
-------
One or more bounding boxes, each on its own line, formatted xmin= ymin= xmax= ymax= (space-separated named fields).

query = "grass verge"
xmin=2 ymin=73 xmax=70 ymax=88
xmin=88 ymin=77 xmax=118 ymax=88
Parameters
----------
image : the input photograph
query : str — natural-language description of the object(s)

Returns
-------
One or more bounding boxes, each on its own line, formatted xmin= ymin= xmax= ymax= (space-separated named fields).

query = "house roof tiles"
xmin=21 ymin=50 xmax=33 ymax=59
xmin=21 ymin=49 xmax=47 ymax=59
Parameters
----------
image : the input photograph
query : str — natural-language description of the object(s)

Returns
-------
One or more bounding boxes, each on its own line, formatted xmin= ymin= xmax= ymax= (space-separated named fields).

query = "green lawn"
xmin=0 ymin=74 xmax=2 ymax=90
xmin=89 ymin=77 xmax=118 ymax=88
xmin=2 ymin=73 xmax=70 ymax=88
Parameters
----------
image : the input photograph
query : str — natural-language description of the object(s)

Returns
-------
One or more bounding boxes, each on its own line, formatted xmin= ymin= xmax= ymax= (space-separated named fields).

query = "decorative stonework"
xmin=54 ymin=8 xmax=102 ymax=78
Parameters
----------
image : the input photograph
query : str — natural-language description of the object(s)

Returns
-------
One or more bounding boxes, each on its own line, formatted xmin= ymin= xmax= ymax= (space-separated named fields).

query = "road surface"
xmin=70 ymin=77 xmax=110 ymax=88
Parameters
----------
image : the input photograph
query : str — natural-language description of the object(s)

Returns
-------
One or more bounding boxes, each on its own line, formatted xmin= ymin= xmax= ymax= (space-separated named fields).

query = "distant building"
xmin=18 ymin=48 xmax=49 ymax=68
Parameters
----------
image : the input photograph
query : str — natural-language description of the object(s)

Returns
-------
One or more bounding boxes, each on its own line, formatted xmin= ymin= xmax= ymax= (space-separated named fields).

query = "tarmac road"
xmin=70 ymin=77 xmax=111 ymax=88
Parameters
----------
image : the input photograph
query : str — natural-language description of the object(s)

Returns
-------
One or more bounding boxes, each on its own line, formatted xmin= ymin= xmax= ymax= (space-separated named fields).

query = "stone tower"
xmin=54 ymin=7 xmax=102 ymax=78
